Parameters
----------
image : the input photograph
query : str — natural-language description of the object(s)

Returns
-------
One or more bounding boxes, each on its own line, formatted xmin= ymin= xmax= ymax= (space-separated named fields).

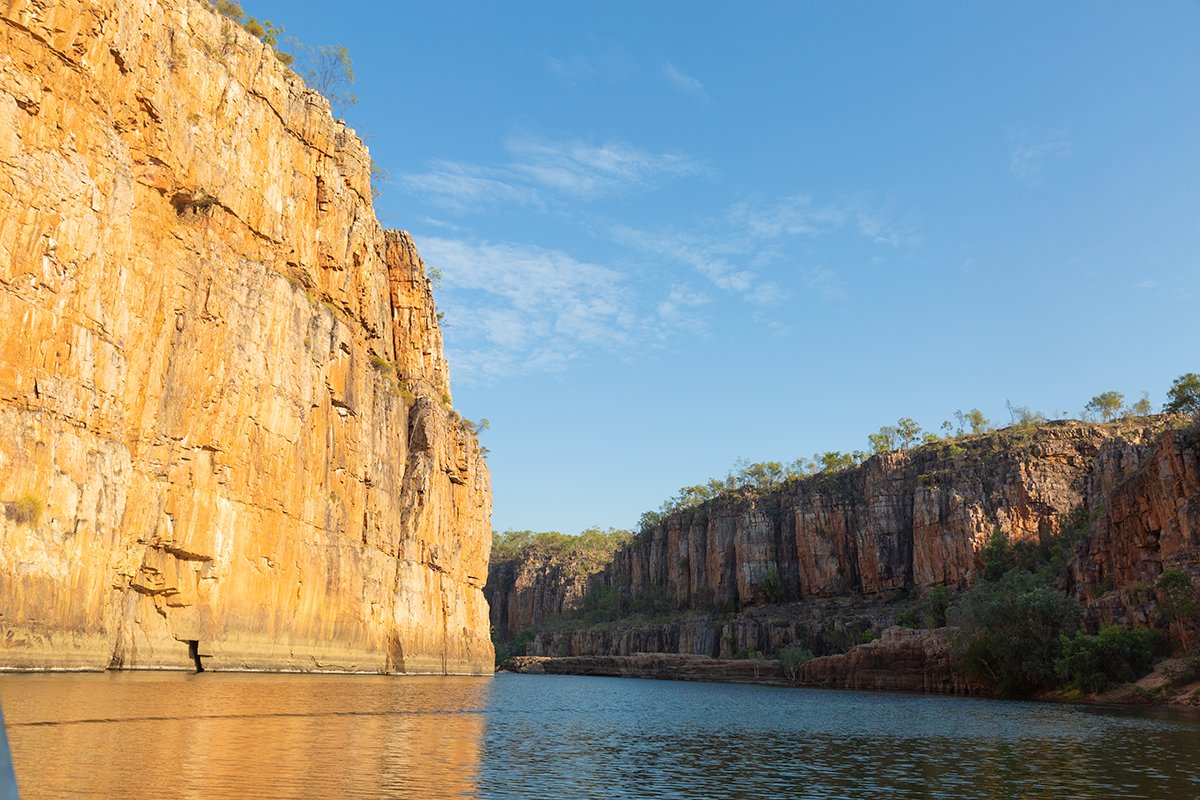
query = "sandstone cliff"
xmin=596 ymin=420 xmax=1164 ymax=613
xmin=487 ymin=554 xmax=590 ymax=641
xmin=1071 ymin=424 xmax=1200 ymax=642
xmin=485 ymin=529 xmax=632 ymax=640
xmin=0 ymin=0 xmax=492 ymax=673
xmin=523 ymin=420 xmax=1187 ymax=663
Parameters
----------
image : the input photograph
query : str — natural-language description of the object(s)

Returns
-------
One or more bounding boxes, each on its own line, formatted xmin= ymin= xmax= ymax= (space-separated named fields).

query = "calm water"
xmin=1 ymin=672 xmax=1198 ymax=799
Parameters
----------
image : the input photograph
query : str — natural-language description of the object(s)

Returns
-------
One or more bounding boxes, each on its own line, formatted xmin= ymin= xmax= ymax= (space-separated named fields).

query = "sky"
xmin=247 ymin=1 xmax=1200 ymax=535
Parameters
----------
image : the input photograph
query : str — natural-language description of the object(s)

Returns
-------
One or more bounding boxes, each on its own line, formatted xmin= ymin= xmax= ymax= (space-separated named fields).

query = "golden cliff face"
xmin=0 ymin=0 xmax=492 ymax=672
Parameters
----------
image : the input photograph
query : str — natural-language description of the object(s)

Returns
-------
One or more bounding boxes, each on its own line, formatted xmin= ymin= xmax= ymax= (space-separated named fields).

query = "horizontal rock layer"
xmin=503 ymin=627 xmax=982 ymax=695
xmin=0 ymin=0 xmax=491 ymax=673
xmin=528 ymin=596 xmax=905 ymax=660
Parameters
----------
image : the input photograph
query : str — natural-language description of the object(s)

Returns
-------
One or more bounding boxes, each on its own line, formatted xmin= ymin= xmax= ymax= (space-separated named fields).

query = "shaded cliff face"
xmin=595 ymin=421 xmax=1164 ymax=613
xmin=0 ymin=0 xmax=492 ymax=672
xmin=485 ymin=530 xmax=632 ymax=638
xmin=1072 ymin=425 xmax=1200 ymax=639
xmin=486 ymin=556 xmax=591 ymax=639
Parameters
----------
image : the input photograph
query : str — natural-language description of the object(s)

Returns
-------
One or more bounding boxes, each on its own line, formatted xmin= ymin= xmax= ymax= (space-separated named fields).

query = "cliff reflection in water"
xmin=1 ymin=673 xmax=486 ymax=799
xmin=3 ymin=671 xmax=1200 ymax=799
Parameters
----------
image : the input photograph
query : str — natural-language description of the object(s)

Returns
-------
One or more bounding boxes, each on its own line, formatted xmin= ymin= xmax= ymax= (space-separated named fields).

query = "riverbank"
xmin=499 ymin=628 xmax=1200 ymax=707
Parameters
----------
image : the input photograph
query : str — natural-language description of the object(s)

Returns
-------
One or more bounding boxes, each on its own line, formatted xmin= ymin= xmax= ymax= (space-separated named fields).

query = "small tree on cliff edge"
xmin=291 ymin=41 xmax=358 ymax=111
xmin=1084 ymin=391 xmax=1124 ymax=422
xmin=1165 ymin=373 xmax=1200 ymax=416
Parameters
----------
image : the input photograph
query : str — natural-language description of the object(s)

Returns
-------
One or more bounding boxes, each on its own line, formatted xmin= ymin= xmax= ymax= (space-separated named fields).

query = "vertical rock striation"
xmin=593 ymin=421 xmax=1165 ymax=613
xmin=0 ymin=0 xmax=492 ymax=672
xmin=1071 ymin=425 xmax=1200 ymax=640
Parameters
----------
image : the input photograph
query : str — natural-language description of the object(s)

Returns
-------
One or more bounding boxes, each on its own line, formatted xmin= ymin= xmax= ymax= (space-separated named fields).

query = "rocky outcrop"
xmin=510 ymin=420 xmax=1199 ymax=697
xmin=503 ymin=627 xmax=984 ymax=695
xmin=529 ymin=595 xmax=904 ymax=659
xmin=593 ymin=421 xmax=1164 ymax=613
xmin=486 ymin=555 xmax=591 ymax=639
xmin=0 ymin=0 xmax=492 ymax=673
xmin=500 ymin=653 xmax=788 ymax=684
xmin=485 ymin=531 xmax=631 ymax=639
xmin=794 ymin=627 xmax=983 ymax=695
xmin=1071 ymin=425 xmax=1200 ymax=641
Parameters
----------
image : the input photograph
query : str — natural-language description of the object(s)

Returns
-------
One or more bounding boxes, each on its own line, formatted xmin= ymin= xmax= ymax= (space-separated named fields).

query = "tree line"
xmin=637 ymin=372 xmax=1200 ymax=532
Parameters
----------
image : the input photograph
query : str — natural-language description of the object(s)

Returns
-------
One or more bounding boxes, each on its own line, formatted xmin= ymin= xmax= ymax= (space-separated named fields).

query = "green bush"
xmin=929 ymin=585 xmax=951 ymax=628
xmin=510 ymin=627 xmax=535 ymax=657
xmin=1165 ymin=372 xmax=1200 ymax=416
xmin=762 ymin=566 xmax=784 ymax=603
xmin=1157 ymin=568 xmax=1199 ymax=652
xmin=778 ymin=644 xmax=815 ymax=681
xmin=977 ymin=528 xmax=1015 ymax=581
xmin=1056 ymin=625 xmax=1163 ymax=693
xmin=949 ymin=570 xmax=1082 ymax=696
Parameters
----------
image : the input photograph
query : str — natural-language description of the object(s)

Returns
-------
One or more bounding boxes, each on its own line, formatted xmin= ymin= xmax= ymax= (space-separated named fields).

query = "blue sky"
xmin=249 ymin=1 xmax=1200 ymax=535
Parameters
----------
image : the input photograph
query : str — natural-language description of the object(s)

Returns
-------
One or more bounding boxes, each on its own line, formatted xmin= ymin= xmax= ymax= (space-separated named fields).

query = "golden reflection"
xmin=0 ymin=673 xmax=486 ymax=799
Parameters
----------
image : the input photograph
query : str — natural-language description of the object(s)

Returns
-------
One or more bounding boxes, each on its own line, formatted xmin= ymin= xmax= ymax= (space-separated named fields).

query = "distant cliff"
xmin=0 ymin=0 xmax=492 ymax=672
xmin=520 ymin=419 xmax=1194 ymax=660
xmin=485 ymin=529 xmax=631 ymax=644
xmin=597 ymin=420 xmax=1165 ymax=611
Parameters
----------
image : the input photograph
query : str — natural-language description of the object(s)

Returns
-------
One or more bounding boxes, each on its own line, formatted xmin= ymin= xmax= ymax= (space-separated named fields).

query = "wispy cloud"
xmin=1009 ymin=126 xmax=1072 ymax=185
xmin=614 ymin=193 xmax=914 ymax=304
xmin=417 ymin=237 xmax=638 ymax=385
xmin=728 ymin=194 xmax=846 ymax=239
xmin=801 ymin=267 xmax=847 ymax=301
xmin=545 ymin=47 xmax=637 ymax=86
xmin=508 ymin=139 xmax=702 ymax=198
xmin=400 ymin=160 xmax=542 ymax=212
xmin=662 ymin=61 xmax=709 ymax=103
xmin=612 ymin=224 xmax=756 ymax=294
xmin=401 ymin=138 xmax=703 ymax=212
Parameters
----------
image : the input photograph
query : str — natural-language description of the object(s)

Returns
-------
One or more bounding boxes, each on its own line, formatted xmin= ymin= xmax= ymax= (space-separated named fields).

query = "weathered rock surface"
xmin=0 ymin=0 xmax=491 ymax=673
xmin=794 ymin=627 xmax=983 ymax=695
xmin=486 ymin=554 xmax=592 ymax=639
xmin=502 ymin=627 xmax=983 ymax=696
xmin=529 ymin=595 xmax=905 ymax=659
xmin=1071 ymin=425 xmax=1200 ymax=644
xmin=594 ymin=421 xmax=1164 ymax=611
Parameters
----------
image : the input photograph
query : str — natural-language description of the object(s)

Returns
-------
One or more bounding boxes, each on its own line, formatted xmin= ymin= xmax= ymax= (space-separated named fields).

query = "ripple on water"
xmin=1 ymin=672 xmax=1198 ymax=799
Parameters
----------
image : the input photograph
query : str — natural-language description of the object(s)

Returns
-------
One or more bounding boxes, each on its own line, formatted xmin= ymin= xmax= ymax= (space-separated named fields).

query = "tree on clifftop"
xmin=291 ymin=41 xmax=358 ymax=111
xmin=1084 ymin=391 xmax=1124 ymax=422
xmin=896 ymin=417 xmax=924 ymax=450
xmin=1165 ymin=373 xmax=1200 ymax=416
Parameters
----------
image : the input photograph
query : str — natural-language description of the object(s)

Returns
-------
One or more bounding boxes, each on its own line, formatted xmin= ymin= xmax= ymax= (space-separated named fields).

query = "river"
xmin=1 ymin=671 xmax=1198 ymax=799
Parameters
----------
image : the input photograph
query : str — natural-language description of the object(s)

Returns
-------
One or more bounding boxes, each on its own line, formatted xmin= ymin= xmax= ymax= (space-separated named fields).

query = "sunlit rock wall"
xmin=0 ymin=0 xmax=492 ymax=673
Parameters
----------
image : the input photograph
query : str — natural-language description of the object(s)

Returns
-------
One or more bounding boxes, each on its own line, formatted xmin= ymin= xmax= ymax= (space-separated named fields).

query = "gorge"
xmin=487 ymin=417 xmax=1200 ymax=698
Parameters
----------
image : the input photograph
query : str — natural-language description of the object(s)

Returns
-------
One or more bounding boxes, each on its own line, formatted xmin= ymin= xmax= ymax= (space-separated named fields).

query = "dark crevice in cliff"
xmin=188 ymin=640 xmax=204 ymax=672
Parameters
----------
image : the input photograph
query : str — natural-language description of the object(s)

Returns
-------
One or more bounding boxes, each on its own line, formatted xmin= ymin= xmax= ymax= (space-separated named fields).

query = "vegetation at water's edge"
xmin=942 ymin=513 xmax=1194 ymax=697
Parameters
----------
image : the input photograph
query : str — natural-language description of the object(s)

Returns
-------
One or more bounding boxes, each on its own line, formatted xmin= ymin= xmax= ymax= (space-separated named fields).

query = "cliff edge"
xmin=0 ymin=0 xmax=492 ymax=673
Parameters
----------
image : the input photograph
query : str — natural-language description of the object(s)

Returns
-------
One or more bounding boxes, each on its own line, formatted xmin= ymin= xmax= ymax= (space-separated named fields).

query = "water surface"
xmin=2 ymin=671 xmax=1197 ymax=798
